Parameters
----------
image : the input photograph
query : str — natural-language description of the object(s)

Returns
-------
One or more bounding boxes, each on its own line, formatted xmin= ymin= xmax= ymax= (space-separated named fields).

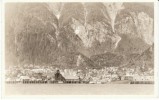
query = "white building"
xmin=133 ymin=76 xmax=154 ymax=81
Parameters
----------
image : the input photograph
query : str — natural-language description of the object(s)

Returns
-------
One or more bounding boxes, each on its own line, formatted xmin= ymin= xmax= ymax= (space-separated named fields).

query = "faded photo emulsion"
xmin=5 ymin=2 xmax=154 ymax=95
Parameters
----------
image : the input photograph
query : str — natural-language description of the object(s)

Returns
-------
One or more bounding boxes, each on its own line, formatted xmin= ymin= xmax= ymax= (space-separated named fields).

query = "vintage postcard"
xmin=1 ymin=0 xmax=159 ymax=98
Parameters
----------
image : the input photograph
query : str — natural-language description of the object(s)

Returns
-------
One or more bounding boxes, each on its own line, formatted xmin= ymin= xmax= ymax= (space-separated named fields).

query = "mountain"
xmin=127 ymin=44 xmax=154 ymax=69
xmin=5 ymin=3 xmax=154 ymax=69
xmin=90 ymin=52 xmax=125 ymax=67
xmin=114 ymin=34 xmax=149 ymax=54
xmin=90 ymin=44 xmax=154 ymax=68
xmin=49 ymin=52 xmax=99 ymax=69
xmin=5 ymin=3 xmax=58 ymax=65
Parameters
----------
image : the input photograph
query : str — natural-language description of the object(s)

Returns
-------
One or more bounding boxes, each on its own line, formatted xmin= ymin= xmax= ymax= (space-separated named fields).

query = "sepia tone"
xmin=5 ymin=2 xmax=154 ymax=95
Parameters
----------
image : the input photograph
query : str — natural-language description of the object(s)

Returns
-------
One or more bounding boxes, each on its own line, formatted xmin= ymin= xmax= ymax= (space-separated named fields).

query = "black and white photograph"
xmin=2 ymin=1 xmax=157 ymax=96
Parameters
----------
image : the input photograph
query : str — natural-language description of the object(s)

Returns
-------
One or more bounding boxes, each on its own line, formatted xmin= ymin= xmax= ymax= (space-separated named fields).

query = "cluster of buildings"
xmin=5 ymin=65 xmax=154 ymax=84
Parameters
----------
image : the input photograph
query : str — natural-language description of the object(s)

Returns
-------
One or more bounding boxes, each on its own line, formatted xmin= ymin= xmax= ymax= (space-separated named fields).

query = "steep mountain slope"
xmin=5 ymin=3 xmax=58 ymax=65
xmin=5 ymin=3 xmax=154 ymax=69
xmin=90 ymin=52 xmax=124 ymax=67
xmin=126 ymin=44 xmax=154 ymax=69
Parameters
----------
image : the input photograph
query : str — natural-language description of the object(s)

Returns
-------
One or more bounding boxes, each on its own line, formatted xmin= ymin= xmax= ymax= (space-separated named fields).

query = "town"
xmin=5 ymin=64 xmax=154 ymax=84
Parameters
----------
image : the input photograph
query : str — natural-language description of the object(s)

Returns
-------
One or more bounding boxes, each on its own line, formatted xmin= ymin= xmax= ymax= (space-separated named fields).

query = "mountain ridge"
xmin=5 ymin=3 xmax=154 ymax=69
